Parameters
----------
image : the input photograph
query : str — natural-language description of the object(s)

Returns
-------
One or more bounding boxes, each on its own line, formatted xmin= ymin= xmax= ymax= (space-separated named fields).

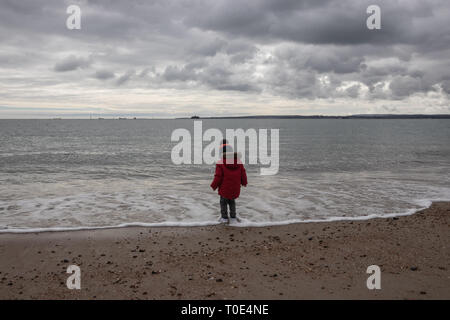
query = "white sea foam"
xmin=0 ymin=189 xmax=448 ymax=233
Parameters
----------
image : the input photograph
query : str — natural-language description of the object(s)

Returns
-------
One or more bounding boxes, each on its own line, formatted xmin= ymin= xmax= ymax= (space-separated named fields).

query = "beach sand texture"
xmin=0 ymin=202 xmax=449 ymax=299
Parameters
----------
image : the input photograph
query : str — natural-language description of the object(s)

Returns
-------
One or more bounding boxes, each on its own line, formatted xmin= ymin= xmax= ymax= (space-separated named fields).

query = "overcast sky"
xmin=1 ymin=0 xmax=449 ymax=118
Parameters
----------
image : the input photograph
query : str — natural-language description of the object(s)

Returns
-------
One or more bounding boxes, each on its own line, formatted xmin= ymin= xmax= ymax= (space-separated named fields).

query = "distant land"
xmin=181 ymin=114 xmax=450 ymax=119
xmin=2 ymin=114 xmax=449 ymax=120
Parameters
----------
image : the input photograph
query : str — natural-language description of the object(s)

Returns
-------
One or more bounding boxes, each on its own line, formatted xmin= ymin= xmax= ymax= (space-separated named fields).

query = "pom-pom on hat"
xmin=219 ymin=139 xmax=234 ymax=158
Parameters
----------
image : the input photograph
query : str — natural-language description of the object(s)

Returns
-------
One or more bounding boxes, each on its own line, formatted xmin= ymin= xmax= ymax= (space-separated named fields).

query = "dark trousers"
xmin=220 ymin=196 xmax=236 ymax=219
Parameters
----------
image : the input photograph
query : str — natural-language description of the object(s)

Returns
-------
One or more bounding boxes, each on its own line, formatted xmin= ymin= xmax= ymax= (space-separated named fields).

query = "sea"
xmin=0 ymin=118 xmax=449 ymax=232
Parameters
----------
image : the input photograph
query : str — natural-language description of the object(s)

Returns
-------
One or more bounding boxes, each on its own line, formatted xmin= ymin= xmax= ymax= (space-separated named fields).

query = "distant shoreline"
xmin=1 ymin=114 xmax=450 ymax=120
xmin=179 ymin=114 xmax=450 ymax=120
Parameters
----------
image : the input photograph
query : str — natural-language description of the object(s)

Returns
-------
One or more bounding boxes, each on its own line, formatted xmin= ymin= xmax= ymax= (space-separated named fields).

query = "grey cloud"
xmin=229 ymin=52 xmax=255 ymax=64
xmin=389 ymin=75 xmax=430 ymax=99
xmin=54 ymin=56 xmax=90 ymax=72
xmin=305 ymin=52 xmax=364 ymax=74
xmin=189 ymin=38 xmax=227 ymax=57
xmin=265 ymin=65 xmax=318 ymax=99
xmin=345 ymin=84 xmax=362 ymax=98
xmin=93 ymin=70 xmax=115 ymax=80
xmin=214 ymin=83 xmax=258 ymax=92
xmin=186 ymin=0 xmax=447 ymax=46
xmin=441 ymin=80 xmax=450 ymax=95
xmin=200 ymin=66 xmax=260 ymax=92
xmin=116 ymin=70 xmax=136 ymax=86
xmin=162 ymin=65 xmax=197 ymax=82
xmin=138 ymin=68 xmax=151 ymax=78
xmin=224 ymin=40 xmax=257 ymax=55
xmin=160 ymin=62 xmax=260 ymax=93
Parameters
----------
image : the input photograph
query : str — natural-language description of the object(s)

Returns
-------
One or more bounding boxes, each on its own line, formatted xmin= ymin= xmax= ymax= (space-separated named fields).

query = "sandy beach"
xmin=0 ymin=202 xmax=448 ymax=300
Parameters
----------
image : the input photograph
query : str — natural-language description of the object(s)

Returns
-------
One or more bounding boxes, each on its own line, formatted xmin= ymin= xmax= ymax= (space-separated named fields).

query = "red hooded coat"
xmin=210 ymin=158 xmax=248 ymax=200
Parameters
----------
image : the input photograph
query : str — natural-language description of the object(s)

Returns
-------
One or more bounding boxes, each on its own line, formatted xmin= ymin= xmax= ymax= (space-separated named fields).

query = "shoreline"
xmin=0 ymin=199 xmax=445 ymax=234
xmin=0 ymin=202 xmax=449 ymax=299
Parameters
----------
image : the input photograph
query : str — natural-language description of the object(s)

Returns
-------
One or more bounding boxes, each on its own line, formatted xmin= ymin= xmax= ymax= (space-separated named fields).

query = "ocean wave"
xmin=1 ymin=197 xmax=448 ymax=234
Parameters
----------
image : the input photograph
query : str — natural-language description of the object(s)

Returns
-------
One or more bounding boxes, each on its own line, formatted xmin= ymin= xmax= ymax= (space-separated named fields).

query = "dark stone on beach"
xmin=420 ymin=291 xmax=426 ymax=295
xmin=410 ymin=266 xmax=418 ymax=271
xmin=216 ymin=278 xmax=223 ymax=282
xmin=139 ymin=249 xmax=145 ymax=252
xmin=308 ymin=237 xmax=313 ymax=240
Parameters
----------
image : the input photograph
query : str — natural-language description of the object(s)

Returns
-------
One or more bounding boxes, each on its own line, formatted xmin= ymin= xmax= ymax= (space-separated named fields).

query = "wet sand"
xmin=0 ymin=202 xmax=449 ymax=299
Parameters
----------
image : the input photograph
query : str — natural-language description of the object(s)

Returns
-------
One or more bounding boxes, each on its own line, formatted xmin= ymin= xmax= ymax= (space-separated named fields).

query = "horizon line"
xmin=1 ymin=113 xmax=450 ymax=120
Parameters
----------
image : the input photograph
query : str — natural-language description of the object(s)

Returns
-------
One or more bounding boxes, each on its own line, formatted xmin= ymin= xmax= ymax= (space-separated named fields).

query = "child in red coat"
xmin=211 ymin=149 xmax=248 ymax=224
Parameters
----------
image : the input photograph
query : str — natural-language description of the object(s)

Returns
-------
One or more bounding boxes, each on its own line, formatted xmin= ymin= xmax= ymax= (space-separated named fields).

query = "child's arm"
xmin=241 ymin=165 xmax=248 ymax=186
xmin=210 ymin=164 xmax=223 ymax=190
